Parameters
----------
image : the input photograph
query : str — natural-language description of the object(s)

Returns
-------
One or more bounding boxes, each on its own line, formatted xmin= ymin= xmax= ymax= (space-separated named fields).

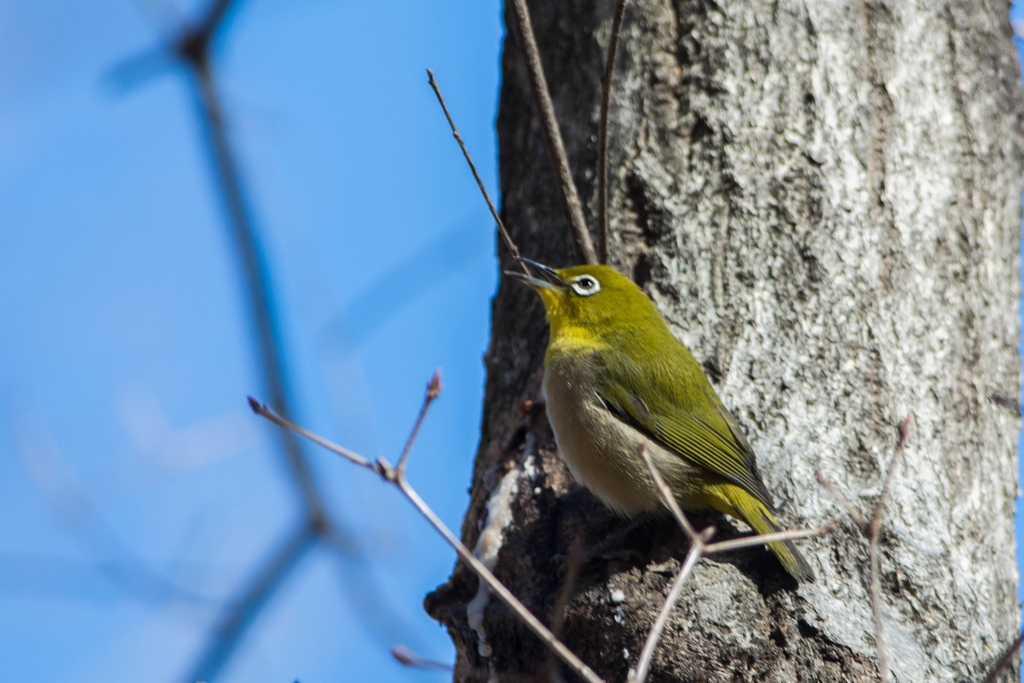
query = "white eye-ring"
xmin=570 ymin=274 xmax=601 ymax=296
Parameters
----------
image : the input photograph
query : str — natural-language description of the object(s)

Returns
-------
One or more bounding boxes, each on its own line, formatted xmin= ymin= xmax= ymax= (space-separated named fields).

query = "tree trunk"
xmin=426 ymin=1 xmax=1024 ymax=681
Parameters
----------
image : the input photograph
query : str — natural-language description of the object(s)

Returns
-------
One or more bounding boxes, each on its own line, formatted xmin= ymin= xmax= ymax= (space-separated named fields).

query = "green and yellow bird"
xmin=512 ymin=259 xmax=813 ymax=582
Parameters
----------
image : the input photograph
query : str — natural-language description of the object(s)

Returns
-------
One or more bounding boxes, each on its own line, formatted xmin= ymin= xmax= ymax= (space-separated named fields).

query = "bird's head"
xmin=509 ymin=259 xmax=662 ymax=340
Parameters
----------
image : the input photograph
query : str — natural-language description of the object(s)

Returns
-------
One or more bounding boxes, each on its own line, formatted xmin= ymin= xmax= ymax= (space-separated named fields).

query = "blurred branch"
xmin=982 ymin=631 xmax=1024 ymax=683
xmin=174 ymin=2 xmax=333 ymax=530
xmin=321 ymin=218 xmax=487 ymax=352
xmin=508 ymin=0 xmax=597 ymax=265
xmin=114 ymin=1 xmax=395 ymax=679
xmin=184 ymin=522 xmax=316 ymax=683
xmin=10 ymin=406 xmax=215 ymax=607
xmin=249 ymin=376 xmax=606 ymax=683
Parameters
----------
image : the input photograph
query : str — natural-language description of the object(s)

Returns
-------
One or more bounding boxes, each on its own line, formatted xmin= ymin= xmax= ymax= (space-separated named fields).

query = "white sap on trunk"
xmin=466 ymin=462 xmax=522 ymax=658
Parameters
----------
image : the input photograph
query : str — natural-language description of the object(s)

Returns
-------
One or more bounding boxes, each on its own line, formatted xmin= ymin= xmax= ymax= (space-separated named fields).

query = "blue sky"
xmin=2 ymin=2 xmax=1024 ymax=683
xmin=0 ymin=1 xmax=501 ymax=681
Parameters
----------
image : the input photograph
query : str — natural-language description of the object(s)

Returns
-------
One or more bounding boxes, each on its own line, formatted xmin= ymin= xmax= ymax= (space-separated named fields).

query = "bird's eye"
xmin=571 ymin=275 xmax=600 ymax=296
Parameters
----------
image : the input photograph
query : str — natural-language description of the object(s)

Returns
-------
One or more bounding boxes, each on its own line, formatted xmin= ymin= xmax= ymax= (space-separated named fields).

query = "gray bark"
xmin=425 ymin=1 xmax=1024 ymax=681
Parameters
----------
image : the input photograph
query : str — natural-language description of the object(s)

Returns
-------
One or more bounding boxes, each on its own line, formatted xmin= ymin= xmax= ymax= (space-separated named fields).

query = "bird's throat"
xmin=545 ymin=324 xmax=604 ymax=364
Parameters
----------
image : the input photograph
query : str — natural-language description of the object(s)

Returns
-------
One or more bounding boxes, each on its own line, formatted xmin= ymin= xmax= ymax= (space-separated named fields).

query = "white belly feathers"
xmin=542 ymin=353 xmax=703 ymax=516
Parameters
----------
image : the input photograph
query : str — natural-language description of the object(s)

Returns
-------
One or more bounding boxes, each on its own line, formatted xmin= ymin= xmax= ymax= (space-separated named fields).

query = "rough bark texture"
xmin=426 ymin=1 xmax=1024 ymax=681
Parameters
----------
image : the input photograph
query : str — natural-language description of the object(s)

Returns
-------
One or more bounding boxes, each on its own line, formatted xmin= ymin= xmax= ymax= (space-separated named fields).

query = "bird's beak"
xmin=506 ymin=258 xmax=565 ymax=290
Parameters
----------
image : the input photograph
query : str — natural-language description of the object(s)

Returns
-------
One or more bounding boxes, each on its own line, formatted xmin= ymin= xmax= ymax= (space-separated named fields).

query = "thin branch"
xmin=634 ymin=442 xmax=832 ymax=683
xmin=704 ymin=525 xmax=835 ymax=554
xmin=629 ymin=537 xmax=707 ymax=683
xmin=391 ymin=644 xmax=454 ymax=672
xmin=248 ymin=397 xmax=371 ymax=468
xmin=815 ymin=470 xmax=868 ymax=530
xmin=637 ymin=444 xmax=699 ymax=540
xmin=597 ymin=0 xmax=627 ymax=264
xmin=183 ymin=523 xmax=316 ymax=683
xmin=189 ymin=62 xmax=328 ymax=526
xmin=549 ymin=539 xmax=584 ymax=641
xmin=867 ymin=413 xmax=913 ymax=683
xmin=870 ymin=413 xmax=913 ymax=538
xmin=197 ymin=0 xmax=236 ymax=37
xmin=426 ymin=69 xmax=528 ymax=274
xmin=867 ymin=536 xmax=889 ymax=683
xmin=817 ymin=412 xmax=914 ymax=683
xmin=631 ymin=443 xmax=710 ymax=683
xmin=544 ymin=538 xmax=585 ymax=682
xmin=396 ymin=369 xmax=443 ymax=473
xmin=508 ymin=0 xmax=598 ymax=265
xmin=981 ymin=631 xmax=1024 ymax=683
xmin=249 ymin=392 xmax=605 ymax=683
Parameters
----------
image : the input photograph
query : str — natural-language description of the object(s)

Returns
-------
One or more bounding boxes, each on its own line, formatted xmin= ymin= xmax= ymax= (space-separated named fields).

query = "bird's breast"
xmin=541 ymin=352 xmax=704 ymax=516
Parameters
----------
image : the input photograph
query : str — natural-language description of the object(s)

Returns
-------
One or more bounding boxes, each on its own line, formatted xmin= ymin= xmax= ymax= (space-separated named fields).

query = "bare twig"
xmin=981 ymin=631 xmax=1024 ymax=683
xmin=427 ymin=69 xmax=527 ymax=274
xmin=247 ymin=397 xmax=371 ymax=467
xmin=630 ymin=443 xmax=710 ymax=683
xmin=704 ymin=525 xmax=836 ymax=554
xmin=508 ymin=0 xmax=598 ymax=264
xmin=400 ymin=479 xmax=601 ymax=683
xmin=543 ymin=538 xmax=585 ymax=682
xmin=597 ymin=0 xmax=627 ymax=264
xmin=815 ymin=470 xmax=868 ymax=529
xmin=872 ymin=414 xmax=913 ymax=537
xmin=633 ymin=443 xmax=832 ymax=683
xmin=629 ymin=536 xmax=707 ymax=683
xmin=391 ymin=644 xmax=454 ymax=672
xmin=817 ymin=412 xmax=914 ymax=683
xmin=637 ymin=444 xmax=699 ymax=540
xmin=396 ymin=370 xmax=442 ymax=473
xmin=867 ymin=413 xmax=913 ymax=683
xmin=549 ymin=540 xmax=584 ymax=640
xmin=184 ymin=523 xmax=316 ymax=683
xmin=249 ymin=386 xmax=605 ymax=683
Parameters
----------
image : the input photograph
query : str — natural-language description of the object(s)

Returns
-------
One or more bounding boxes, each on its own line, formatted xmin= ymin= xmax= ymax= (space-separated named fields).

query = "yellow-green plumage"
xmin=516 ymin=262 xmax=813 ymax=582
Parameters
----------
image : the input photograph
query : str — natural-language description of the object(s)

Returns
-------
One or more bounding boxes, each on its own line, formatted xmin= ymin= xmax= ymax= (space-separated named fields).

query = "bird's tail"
xmin=705 ymin=483 xmax=815 ymax=582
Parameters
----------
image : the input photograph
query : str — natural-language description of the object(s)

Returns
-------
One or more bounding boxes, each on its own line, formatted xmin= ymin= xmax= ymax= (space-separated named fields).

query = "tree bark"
xmin=426 ymin=1 xmax=1024 ymax=681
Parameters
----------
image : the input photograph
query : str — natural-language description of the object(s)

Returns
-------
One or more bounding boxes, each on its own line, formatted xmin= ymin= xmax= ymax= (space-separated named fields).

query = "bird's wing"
xmin=595 ymin=352 xmax=775 ymax=509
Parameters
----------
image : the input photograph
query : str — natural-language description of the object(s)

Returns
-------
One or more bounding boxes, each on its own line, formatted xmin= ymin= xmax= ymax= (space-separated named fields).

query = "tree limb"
xmin=508 ymin=0 xmax=598 ymax=265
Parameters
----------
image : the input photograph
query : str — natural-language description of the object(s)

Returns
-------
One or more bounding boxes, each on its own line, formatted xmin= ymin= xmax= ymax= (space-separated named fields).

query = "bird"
xmin=510 ymin=258 xmax=813 ymax=581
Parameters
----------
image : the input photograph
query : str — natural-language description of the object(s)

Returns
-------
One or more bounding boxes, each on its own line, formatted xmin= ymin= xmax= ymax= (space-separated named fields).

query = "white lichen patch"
xmin=466 ymin=463 xmax=521 ymax=658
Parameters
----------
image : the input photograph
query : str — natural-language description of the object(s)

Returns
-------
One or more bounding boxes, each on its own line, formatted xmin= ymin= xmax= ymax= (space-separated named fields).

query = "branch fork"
xmin=252 ymin=377 xmax=831 ymax=683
